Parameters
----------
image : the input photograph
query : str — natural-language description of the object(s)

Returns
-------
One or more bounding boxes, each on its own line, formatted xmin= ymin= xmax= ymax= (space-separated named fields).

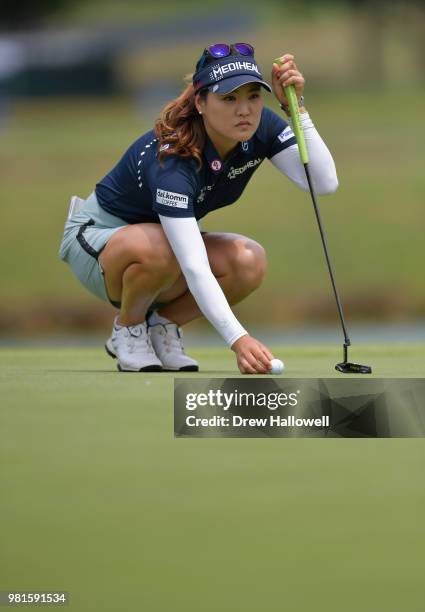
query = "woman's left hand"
xmin=272 ymin=53 xmax=305 ymax=108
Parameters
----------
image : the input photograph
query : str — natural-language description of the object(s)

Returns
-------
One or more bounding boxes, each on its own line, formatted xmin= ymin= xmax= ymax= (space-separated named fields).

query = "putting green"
xmin=1 ymin=345 xmax=424 ymax=612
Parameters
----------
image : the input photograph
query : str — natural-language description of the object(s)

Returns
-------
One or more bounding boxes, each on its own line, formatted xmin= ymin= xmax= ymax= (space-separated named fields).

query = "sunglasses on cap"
xmin=196 ymin=43 xmax=255 ymax=72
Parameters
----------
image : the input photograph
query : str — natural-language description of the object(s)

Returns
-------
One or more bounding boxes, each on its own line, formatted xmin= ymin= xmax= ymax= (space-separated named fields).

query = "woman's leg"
xmin=156 ymin=231 xmax=267 ymax=325
xmin=99 ymin=223 xmax=181 ymax=326
xmin=100 ymin=225 xmax=267 ymax=327
xmin=99 ymin=226 xmax=266 ymax=372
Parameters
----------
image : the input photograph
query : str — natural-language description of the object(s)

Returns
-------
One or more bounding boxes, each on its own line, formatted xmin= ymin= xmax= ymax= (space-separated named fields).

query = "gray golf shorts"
xmin=58 ymin=192 xmax=128 ymax=306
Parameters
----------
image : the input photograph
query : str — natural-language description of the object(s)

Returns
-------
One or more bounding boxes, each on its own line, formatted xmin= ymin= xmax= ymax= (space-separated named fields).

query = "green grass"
xmin=1 ymin=345 xmax=424 ymax=611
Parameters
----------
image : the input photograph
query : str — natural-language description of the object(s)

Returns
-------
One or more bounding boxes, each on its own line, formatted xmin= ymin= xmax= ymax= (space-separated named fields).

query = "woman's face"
xmin=197 ymin=83 xmax=264 ymax=146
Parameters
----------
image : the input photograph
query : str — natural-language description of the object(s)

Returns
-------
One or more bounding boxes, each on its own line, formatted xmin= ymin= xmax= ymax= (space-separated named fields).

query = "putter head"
xmin=335 ymin=361 xmax=372 ymax=374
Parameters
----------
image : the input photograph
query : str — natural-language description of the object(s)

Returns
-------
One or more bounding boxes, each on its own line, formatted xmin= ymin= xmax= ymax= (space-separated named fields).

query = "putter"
xmin=276 ymin=61 xmax=372 ymax=374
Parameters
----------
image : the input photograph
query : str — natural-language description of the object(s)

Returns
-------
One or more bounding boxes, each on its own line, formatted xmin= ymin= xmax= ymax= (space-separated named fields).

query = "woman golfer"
xmin=59 ymin=43 xmax=338 ymax=373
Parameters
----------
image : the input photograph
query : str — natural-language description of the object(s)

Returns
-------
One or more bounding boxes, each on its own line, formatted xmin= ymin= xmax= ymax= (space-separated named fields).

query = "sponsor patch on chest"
xmin=277 ymin=126 xmax=295 ymax=143
xmin=227 ymin=157 xmax=262 ymax=180
xmin=156 ymin=189 xmax=189 ymax=209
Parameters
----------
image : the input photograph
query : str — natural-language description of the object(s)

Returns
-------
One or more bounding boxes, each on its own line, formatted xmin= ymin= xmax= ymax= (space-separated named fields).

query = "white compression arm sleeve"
xmin=270 ymin=112 xmax=338 ymax=195
xmin=158 ymin=214 xmax=248 ymax=346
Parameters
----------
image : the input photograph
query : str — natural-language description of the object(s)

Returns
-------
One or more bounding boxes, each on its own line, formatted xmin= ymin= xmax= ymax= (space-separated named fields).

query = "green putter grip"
xmin=274 ymin=58 xmax=309 ymax=164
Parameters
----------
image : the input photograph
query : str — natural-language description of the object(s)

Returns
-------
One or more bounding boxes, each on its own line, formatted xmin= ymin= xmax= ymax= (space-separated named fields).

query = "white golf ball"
xmin=269 ymin=358 xmax=284 ymax=375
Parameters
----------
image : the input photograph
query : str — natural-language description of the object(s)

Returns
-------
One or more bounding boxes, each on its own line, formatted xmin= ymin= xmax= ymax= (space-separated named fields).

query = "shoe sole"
xmin=105 ymin=343 xmax=163 ymax=372
xmin=117 ymin=363 xmax=163 ymax=373
xmin=161 ymin=365 xmax=199 ymax=372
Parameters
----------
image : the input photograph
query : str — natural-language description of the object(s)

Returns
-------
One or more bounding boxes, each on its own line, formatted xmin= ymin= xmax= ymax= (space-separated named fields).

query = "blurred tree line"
xmin=278 ymin=0 xmax=425 ymax=86
xmin=0 ymin=0 xmax=77 ymax=28
xmin=1 ymin=0 xmax=424 ymax=88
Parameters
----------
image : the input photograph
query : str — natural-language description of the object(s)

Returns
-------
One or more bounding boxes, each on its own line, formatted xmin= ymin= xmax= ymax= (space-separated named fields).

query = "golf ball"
xmin=269 ymin=358 xmax=284 ymax=375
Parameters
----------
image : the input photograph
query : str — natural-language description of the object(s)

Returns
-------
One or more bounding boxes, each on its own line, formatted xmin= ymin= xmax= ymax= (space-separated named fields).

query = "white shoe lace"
xmin=124 ymin=324 xmax=156 ymax=356
xmin=158 ymin=324 xmax=185 ymax=354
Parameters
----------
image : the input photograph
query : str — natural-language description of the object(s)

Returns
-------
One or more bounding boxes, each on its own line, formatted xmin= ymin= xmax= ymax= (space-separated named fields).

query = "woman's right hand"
xmin=231 ymin=334 xmax=274 ymax=374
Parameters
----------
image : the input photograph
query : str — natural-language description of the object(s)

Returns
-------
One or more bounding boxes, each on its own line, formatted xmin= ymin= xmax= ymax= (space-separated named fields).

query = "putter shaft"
xmin=303 ymin=163 xmax=351 ymax=349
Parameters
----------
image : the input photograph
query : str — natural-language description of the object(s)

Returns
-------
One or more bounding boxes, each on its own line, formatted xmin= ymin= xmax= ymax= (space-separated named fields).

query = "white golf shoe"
xmin=105 ymin=318 xmax=163 ymax=372
xmin=149 ymin=323 xmax=199 ymax=371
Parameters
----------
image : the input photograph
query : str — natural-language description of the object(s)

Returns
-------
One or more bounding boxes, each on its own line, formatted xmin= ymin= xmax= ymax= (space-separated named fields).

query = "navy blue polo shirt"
xmin=95 ymin=106 xmax=296 ymax=224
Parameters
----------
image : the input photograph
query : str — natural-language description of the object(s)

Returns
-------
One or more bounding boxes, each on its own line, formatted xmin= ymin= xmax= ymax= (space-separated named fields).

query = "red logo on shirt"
xmin=211 ymin=159 xmax=222 ymax=171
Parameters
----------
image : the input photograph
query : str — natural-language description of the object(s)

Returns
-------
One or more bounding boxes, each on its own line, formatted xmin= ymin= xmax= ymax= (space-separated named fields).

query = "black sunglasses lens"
xmin=196 ymin=42 xmax=253 ymax=72
xmin=233 ymin=43 xmax=254 ymax=56
xmin=208 ymin=43 xmax=231 ymax=58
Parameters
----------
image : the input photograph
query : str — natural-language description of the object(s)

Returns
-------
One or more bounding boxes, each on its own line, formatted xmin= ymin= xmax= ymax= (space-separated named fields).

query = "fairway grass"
xmin=1 ymin=342 xmax=425 ymax=379
xmin=1 ymin=344 xmax=424 ymax=612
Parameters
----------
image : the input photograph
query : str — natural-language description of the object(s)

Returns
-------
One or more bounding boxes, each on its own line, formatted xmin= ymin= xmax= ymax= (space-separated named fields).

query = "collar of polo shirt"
xmin=203 ymin=134 xmax=252 ymax=173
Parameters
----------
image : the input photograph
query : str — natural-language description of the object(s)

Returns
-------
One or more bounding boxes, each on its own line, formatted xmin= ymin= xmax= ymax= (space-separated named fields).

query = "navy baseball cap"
xmin=193 ymin=55 xmax=272 ymax=94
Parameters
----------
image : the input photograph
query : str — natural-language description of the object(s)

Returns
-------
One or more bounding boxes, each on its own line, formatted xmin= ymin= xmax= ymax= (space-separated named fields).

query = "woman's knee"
xmin=209 ymin=234 xmax=267 ymax=289
xmin=103 ymin=224 xmax=179 ymax=279
xmin=234 ymin=238 xmax=267 ymax=289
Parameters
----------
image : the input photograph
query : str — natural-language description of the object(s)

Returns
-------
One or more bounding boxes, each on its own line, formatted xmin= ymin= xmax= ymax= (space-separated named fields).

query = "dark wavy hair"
xmin=154 ymin=75 xmax=208 ymax=169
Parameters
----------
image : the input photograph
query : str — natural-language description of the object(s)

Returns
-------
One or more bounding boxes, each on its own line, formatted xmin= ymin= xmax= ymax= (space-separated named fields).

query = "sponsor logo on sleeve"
xmin=156 ymin=189 xmax=189 ymax=209
xmin=277 ymin=126 xmax=295 ymax=143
